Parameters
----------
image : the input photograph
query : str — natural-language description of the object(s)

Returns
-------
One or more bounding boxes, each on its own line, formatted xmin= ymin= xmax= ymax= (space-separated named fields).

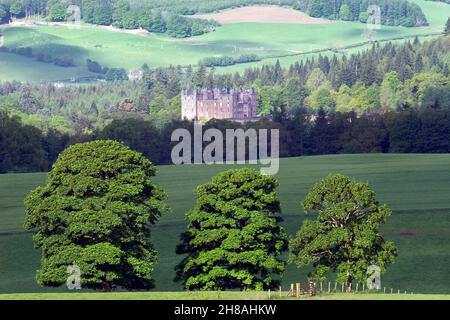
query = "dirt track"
xmin=193 ymin=6 xmax=333 ymax=25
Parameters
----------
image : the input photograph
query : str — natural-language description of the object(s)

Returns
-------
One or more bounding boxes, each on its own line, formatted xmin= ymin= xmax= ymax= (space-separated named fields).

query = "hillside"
xmin=192 ymin=6 xmax=334 ymax=24
xmin=0 ymin=0 xmax=449 ymax=82
xmin=1 ymin=154 xmax=449 ymax=294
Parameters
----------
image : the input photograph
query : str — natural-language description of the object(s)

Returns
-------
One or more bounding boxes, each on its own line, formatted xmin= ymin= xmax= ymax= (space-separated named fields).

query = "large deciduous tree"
xmin=289 ymin=174 xmax=397 ymax=290
xmin=176 ymin=168 xmax=288 ymax=291
xmin=24 ymin=140 xmax=168 ymax=291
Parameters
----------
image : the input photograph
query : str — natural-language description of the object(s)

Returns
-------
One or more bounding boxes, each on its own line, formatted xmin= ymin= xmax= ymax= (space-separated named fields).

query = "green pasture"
xmin=0 ymin=51 xmax=95 ymax=82
xmin=1 ymin=154 xmax=450 ymax=294
xmin=0 ymin=292 xmax=449 ymax=300
xmin=0 ymin=0 xmax=449 ymax=81
xmin=410 ymin=0 xmax=450 ymax=29
xmin=1 ymin=21 xmax=443 ymax=68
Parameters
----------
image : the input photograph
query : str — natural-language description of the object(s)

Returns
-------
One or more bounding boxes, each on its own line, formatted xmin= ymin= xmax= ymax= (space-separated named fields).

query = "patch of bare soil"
xmin=399 ymin=231 xmax=417 ymax=237
xmin=193 ymin=6 xmax=333 ymax=25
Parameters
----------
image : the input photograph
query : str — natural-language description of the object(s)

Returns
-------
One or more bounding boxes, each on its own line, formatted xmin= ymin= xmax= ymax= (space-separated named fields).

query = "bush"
xmin=105 ymin=68 xmax=128 ymax=81
xmin=87 ymin=59 xmax=107 ymax=74
xmin=200 ymin=54 xmax=260 ymax=67
xmin=35 ymin=52 xmax=50 ymax=63
xmin=54 ymin=56 xmax=74 ymax=67
xmin=15 ymin=47 xmax=33 ymax=57
xmin=47 ymin=2 xmax=68 ymax=22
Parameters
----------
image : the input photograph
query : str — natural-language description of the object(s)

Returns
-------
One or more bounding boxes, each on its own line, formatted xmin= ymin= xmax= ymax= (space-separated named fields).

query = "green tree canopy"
xmin=289 ymin=174 xmax=397 ymax=289
xmin=47 ymin=2 xmax=68 ymax=22
xmin=176 ymin=168 xmax=288 ymax=291
xmin=24 ymin=140 xmax=168 ymax=291
xmin=307 ymin=84 xmax=336 ymax=113
xmin=404 ymin=72 xmax=450 ymax=110
xmin=339 ymin=4 xmax=351 ymax=21
xmin=380 ymin=71 xmax=402 ymax=111
xmin=306 ymin=68 xmax=328 ymax=91
xmin=0 ymin=5 xmax=7 ymax=22
xmin=112 ymin=0 xmax=130 ymax=28
xmin=149 ymin=12 xmax=167 ymax=33
xmin=167 ymin=15 xmax=192 ymax=38
xmin=10 ymin=1 xmax=23 ymax=17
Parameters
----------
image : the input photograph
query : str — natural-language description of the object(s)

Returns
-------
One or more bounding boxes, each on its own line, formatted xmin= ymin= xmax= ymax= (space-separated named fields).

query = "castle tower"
xmin=181 ymin=88 xmax=258 ymax=122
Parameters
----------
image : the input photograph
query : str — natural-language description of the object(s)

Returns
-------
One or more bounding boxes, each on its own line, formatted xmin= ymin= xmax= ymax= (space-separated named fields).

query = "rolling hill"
xmin=0 ymin=0 xmax=449 ymax=82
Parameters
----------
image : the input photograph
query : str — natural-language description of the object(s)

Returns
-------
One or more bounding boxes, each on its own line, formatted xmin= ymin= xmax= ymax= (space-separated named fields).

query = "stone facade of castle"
xmin=181 ymin=88 xmax=258 ymax=122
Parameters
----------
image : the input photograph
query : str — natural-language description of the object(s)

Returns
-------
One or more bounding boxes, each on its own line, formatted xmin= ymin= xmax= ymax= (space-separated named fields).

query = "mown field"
xmin=0 ymin=0 xmax=448 ymax=81
xmin=1 ymin=154 xmax=450 ymax=295
xmin=1 ymin=292 xmax=449 ymax=300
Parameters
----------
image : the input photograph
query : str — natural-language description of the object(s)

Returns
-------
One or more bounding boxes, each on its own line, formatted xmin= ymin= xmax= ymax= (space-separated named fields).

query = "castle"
xmin=181 ymin=88 xmax=258 ymax=122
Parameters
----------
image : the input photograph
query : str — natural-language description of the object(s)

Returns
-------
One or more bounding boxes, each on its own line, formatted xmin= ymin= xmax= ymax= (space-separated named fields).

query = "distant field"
xmin=0 ymin=52 xmax=95 ymax=82
xmin=193 ymin=6 xmax=334 ymax=25
xmin=410 ymin=0 xmax=450 ymax=30
xmin=0 ymin=292 xmax=449 ymax=300
xmin=1 ymin=154 xmax=450 ymax=294
xmin=0 ymin=0 xmax=449 ymax=82
xmin=0 ymin=22 xmax=441 ymax=82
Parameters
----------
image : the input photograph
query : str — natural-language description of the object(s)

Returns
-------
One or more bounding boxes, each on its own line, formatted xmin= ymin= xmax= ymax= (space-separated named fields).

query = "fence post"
xmin=391 ymin=288 xmax=393 ymax=294
xmin=334 ymin=282 xmax=337 ymax=292
xmin=384 ymin=287 xmax=386 ymax=294
xmin=279 ymin=286 xmax=282 ymax=298
xmin=356 ymin=283 xmax=359 ymax=292
xmin=268 ymin=289 xmax=271 ymax=299
xmin=328 ymin=282 xmax=331 ymax=293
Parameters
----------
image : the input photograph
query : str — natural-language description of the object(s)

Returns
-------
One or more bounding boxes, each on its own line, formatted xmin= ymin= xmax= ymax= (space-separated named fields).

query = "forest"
xmin=0 ymin=0 xmax=219 ymax=38
xmin=2 ymin=106 xmax=450 ymax=173
xmin=1 ymin=35 xmax=448 ymax=131
xmin=295 ymin=0 xmax=428 ymax=27
xmin=0 ymin=34 xmax=449 ymax=173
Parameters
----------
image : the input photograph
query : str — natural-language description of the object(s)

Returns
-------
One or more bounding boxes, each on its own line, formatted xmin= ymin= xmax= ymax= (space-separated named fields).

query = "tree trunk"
xmin=102 ymin=281 xmax=112 ymax=292
xmin=346 ymin=275 xmax=353 ymax=292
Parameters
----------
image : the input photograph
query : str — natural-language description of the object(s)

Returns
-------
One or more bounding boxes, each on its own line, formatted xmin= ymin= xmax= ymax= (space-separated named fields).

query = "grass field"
xmin=0 ymin=51 xmax=95 ymax=81
xmin=1 ymin=154 xmax=450 ymax=295
xmin=0 ymin=292 xmax=449 ymax=300
xmin=0 ymin=0 xmax=448 ymax=81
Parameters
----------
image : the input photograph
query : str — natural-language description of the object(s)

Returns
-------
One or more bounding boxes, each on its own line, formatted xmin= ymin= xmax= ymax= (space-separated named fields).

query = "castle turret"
xmin=181 ymin=88 xmax=258 ymax=122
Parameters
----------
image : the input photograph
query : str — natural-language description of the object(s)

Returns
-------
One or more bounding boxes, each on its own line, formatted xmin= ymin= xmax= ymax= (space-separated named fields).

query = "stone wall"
xmin=181 ymin=89 xmax=257 ymax=122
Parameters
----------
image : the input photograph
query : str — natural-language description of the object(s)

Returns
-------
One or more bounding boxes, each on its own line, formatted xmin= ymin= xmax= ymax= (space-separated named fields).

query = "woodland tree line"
xmin=0 ymin=0 xmax=218 ymax=38
xmin=2 ymin=107 xmax=450 ymax=173
xmin=0 ymin=36 xmax=449 ymax=173
xmin=295 ymin=0 xmax=428 ymax=27
xmin=0 ymin=0 xmax=431 ymax=34
xmin=1 ymin=36 xmax=448 ymax=132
